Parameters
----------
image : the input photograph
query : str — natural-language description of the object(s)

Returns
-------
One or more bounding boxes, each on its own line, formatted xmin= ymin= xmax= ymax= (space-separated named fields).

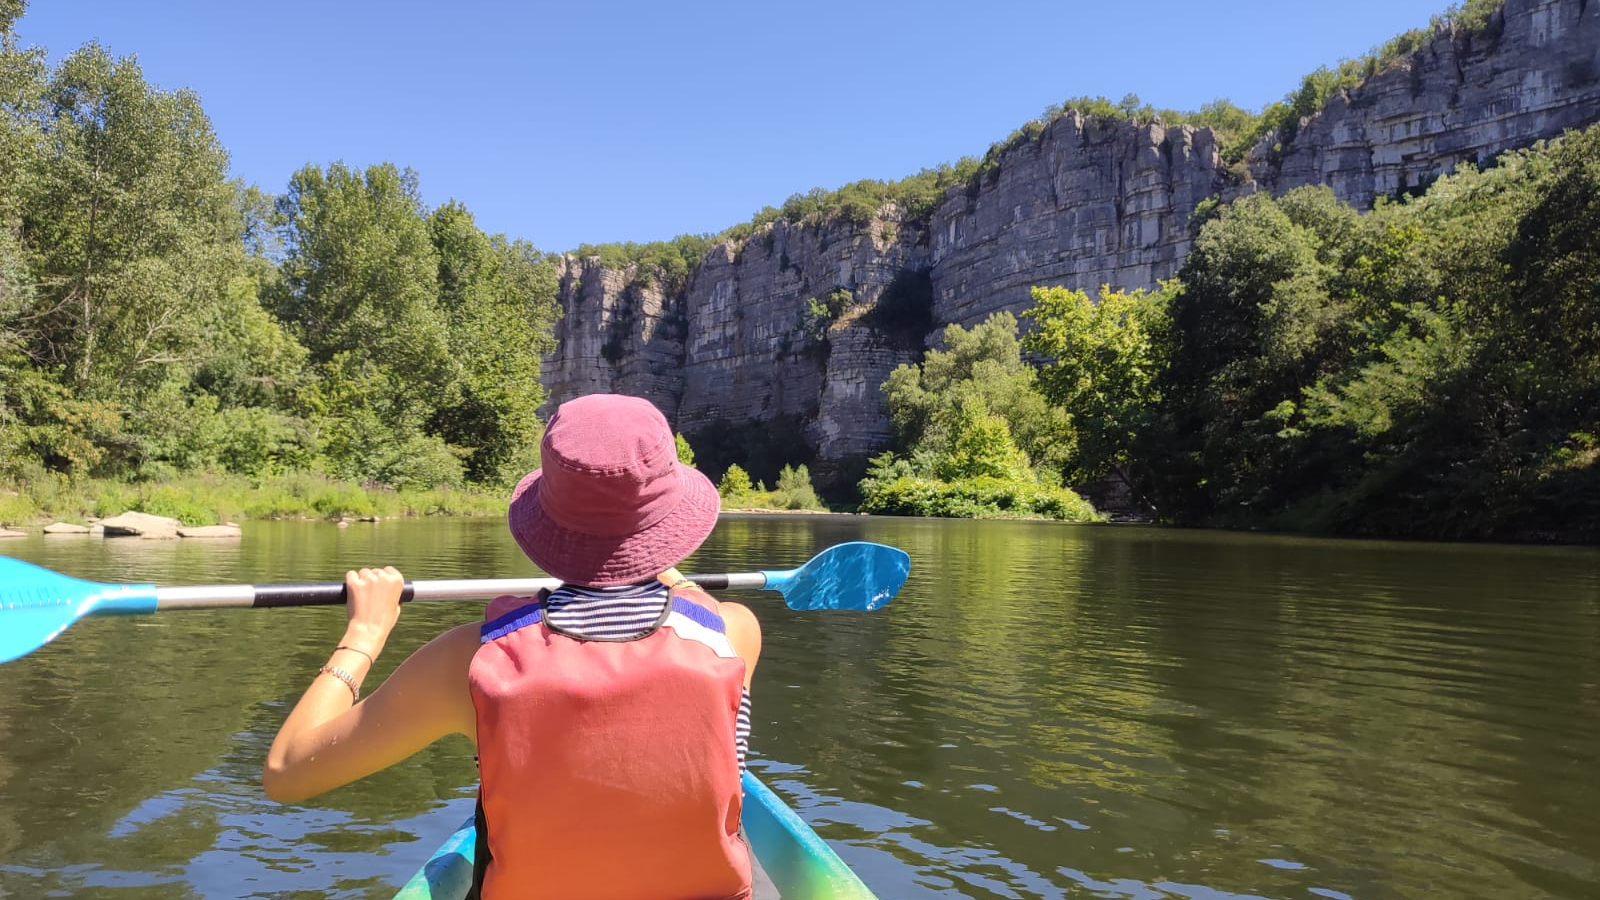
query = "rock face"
xmin=542 ymin=257 xmax=687 ymax=419
xmin=921 ymin=115 xmax=1228 ymax=333
xmin=540 ymin=0 xmax=1600 ymax=472
xmin=1258 ymin=0 xmax=1600 ymax=206
xmin=676 ymin=220 xmax=923 ymax=461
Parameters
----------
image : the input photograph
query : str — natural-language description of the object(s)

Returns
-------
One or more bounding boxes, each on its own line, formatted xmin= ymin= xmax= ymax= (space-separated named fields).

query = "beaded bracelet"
xmin=319 ymin=664 xmax=361 ymax=702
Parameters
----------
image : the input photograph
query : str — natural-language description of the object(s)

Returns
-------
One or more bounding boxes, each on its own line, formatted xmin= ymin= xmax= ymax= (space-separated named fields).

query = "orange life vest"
xmin=469 ymin=587 xmax=752 ymax=900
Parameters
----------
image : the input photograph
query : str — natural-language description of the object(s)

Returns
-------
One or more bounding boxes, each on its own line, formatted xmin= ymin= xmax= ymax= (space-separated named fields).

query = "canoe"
xmin=392 ymin=769 xmax=880 ymax=900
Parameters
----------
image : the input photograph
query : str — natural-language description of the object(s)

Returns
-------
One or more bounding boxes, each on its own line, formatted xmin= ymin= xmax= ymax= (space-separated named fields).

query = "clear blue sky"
xmin=18 ymin=0 xmax=1458 ymax=253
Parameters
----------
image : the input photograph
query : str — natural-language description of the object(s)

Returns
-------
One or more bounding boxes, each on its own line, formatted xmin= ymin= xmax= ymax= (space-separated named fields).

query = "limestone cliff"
xmin=540 ymin=0 xmax=1600 ymax=476
xmin=1258 ymin=0 xmax=1600 ymax=205
xmin=542 ymin=257 xmax=685 ymax=418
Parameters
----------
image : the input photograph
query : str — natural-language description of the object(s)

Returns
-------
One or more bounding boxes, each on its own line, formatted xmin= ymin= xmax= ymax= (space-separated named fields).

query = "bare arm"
xmin=719 ymin=600 xmax=762 ymax=690
xmin=262 ymin=567 xmax=479 ymax=803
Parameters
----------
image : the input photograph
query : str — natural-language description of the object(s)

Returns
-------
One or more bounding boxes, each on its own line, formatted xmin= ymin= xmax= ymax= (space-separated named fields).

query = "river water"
xmin=0 ymin=515 xmax=1596 ymax=900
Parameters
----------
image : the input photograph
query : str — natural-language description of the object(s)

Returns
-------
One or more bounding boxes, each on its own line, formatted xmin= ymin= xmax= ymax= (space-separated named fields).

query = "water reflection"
xmin=0 ymin=519 xmax=1597 ymax=900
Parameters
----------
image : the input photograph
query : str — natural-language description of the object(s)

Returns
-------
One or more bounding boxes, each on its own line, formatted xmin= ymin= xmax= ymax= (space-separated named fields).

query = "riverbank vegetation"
xmin=871 ymin=124 xmax=1596 ymax=540
xmin=4 ymin=0 xmax=1591 ymax=541
xmin=860 ymin=313 xmax=1100 ymax=522
xmin=716 ymin=463 xmax=828 ymax=512
xmin=0 ymin=9 xmax=559 ymax=526
xmin=0 ymin=469 xmax=505 ymax=527
xmin=675 ymin=431 xmax=826 ymax=513
xmin=994 ymin=126 xmax=1595 ymax=543
xmin=1140 ymin=127 xmax=1599 ymax=542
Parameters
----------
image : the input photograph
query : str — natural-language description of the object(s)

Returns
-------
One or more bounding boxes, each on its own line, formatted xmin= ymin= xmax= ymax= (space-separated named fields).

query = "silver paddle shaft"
xmin=153 ymin=572 xmax=772 ymax=610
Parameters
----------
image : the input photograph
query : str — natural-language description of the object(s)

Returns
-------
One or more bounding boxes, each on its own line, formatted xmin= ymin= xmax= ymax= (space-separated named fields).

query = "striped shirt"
xmin=544 ymin=581 xmax=752 ymax=768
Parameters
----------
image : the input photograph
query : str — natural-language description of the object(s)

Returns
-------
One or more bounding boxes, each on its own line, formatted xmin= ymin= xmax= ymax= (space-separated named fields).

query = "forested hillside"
xmin=1143 ymin=130 xmax=1599 ymax=541
xmin=1 ymin=0 xmax=1594 ymax=543
xmin=863 ymin=126 xmax=1599 ymax=542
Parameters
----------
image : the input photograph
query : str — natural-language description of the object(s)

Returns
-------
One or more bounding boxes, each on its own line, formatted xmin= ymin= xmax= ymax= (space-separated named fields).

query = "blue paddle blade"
xmin=0 ymin=557 xmax=159 ymax=664
xmin=767 ymin=541 xmax=910 ymax=611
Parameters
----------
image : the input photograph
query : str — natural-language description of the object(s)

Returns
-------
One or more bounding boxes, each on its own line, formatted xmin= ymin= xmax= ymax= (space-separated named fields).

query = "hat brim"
xmin=507 ymin=462 xmax=720 ymax=587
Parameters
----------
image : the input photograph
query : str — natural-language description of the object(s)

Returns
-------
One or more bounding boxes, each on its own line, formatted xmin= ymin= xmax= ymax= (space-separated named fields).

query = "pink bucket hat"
xmin=508 ymin=393 xmax=719 ymax=587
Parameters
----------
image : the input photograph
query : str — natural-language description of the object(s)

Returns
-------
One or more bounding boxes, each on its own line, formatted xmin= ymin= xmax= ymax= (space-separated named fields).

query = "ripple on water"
xmin=1 ymin=518 xmax=1597 ymax=900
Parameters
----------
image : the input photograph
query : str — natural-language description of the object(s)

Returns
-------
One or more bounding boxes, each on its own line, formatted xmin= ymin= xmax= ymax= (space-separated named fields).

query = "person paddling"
xmin=264 ymin=393 xmax=764 ymax=900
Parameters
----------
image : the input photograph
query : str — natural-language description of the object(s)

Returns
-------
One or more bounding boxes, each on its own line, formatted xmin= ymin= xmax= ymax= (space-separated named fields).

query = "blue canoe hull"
xmin=392 ymin=770 xmax=879 ymax=900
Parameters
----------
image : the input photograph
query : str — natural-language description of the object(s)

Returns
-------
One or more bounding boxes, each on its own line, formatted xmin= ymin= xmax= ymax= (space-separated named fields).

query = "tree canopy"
xmin=863 ymin=313 xmax=1096 ymax=521
xmin=0 ymin=34 xmax=559 ymax=492
xmin=1137 ymin=128 xmax=1598 ymax=541
xmin=862 ymin=124 xmax=1595 ymax=541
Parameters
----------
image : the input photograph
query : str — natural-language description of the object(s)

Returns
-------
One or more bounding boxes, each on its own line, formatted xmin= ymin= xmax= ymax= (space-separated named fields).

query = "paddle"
xmin=0 ymin=541 xmax=910 ymax=664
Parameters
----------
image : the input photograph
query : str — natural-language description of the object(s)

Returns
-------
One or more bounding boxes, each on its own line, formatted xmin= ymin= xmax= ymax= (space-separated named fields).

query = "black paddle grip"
xmin=251 ymin=583 xmax=418 ymax=608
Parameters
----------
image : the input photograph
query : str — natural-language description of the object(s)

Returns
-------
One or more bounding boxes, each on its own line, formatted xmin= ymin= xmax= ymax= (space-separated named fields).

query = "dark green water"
xmin=0 ymin=516 xmax=1597 ymax=900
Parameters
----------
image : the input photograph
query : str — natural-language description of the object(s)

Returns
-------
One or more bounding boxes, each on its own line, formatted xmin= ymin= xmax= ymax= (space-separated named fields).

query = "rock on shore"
xmin=99 ymin=512 xmax=182 ymax=539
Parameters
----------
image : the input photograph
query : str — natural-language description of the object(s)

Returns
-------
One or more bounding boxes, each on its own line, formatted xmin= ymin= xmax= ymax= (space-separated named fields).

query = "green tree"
xmin=274 ymin=162 xmax=458 ymax=483
xmin=882 ymin=312 xmax=1070 ymax=475
xmin=717 ymin=463 xmax=752 ymax=499
xmin=300 ymin=350 xmax=464 ymax=488
xmin=0 ymin=17 xmax=35 ymax=463
xmin=0 ymin=40 xmax=311 ymax=479
xmin=0 ymin=0 xmax=43 ymax=224
xmin=18 ymin=44 xmax=239 ymax=398
xmin=932 ymin=400 xmax=1032 ymax=481
xmin=674 ymin=432 xmax=695 ymax=465
xmin=1023 ymin=283 xmax=1173 ymax=488
xmin=1500 ymin=129 xmax=1600 ymax=395
xmin=274 ymin=162 xmax=452 ymax=389
xmin=426 ymin=201 xmax=557 ymax=485
xmin=1189 ymin=99 xmax=1257 ymax=150
xmin=774 ymin=463 xmax=823 ymax=510
xmin=1147 ymin=187 xmax=1365 ymax=521
xmin=868 ymin=312 xmax=1099 ymax=520
xmin=1142 ymin=127 xmax=1599 ymax=542
xmin=192 ymin=268 xmax=309 ymax=411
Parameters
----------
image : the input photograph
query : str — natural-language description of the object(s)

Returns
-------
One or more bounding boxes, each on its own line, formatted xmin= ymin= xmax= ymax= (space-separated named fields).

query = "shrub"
xmin=402 ymin=485 xmax=504 ymax=517
xmin=718 ymin=464 xmax=753 ymax=499
xmin=0 ymin=491 xmax=37 ymax=527
xmin=374 ymin=434 xmax=467 ymax=491
xmin=774 ymin=464 xmax=823 ymax=510
xmin=212 ymin=406 xmax=317 ymax=477
xmin=4 ymin=464 xmax=82 ymax=520
xmin=135 ymin=485 xmax=219 ymax=526
xmin=1 ymin=470 xmax=507 ymax=526
xmin=858 ymin=474 xmax=1099 ymax=522
xmin=308 ymin=481 xmax=378 ymax=518
xmin=716 ymin=463 xmax=826 ymax=511
xmin=92 ymin=482 xmax=140 ymax=519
